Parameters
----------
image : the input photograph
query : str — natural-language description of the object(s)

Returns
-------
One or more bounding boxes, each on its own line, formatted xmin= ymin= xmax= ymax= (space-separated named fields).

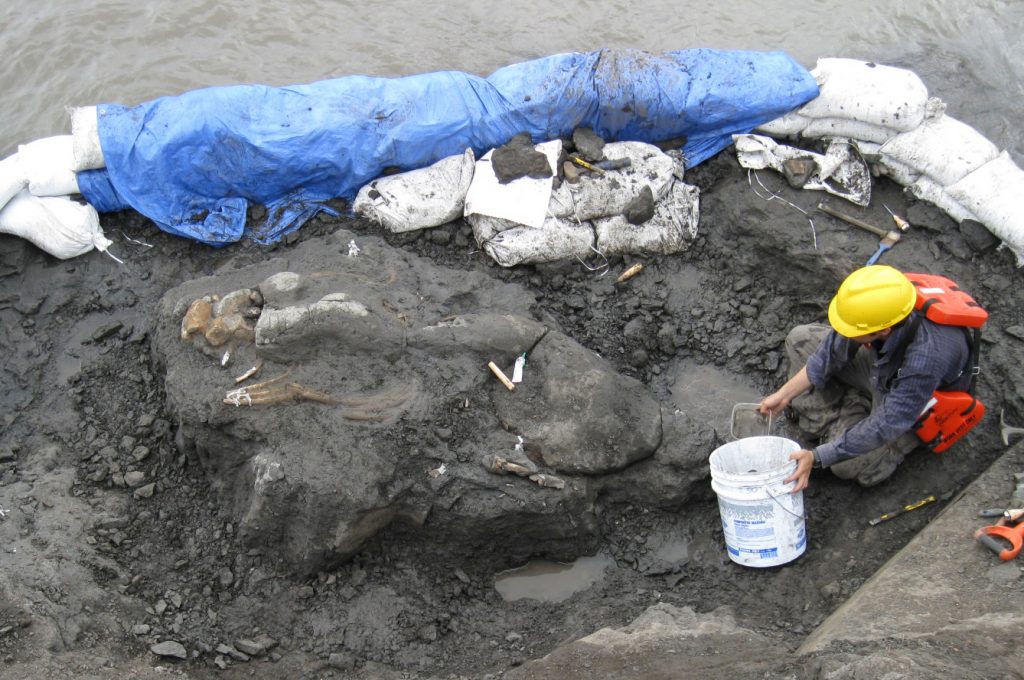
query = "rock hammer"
xmin=817 ymin=203 xmax=901 ymax=265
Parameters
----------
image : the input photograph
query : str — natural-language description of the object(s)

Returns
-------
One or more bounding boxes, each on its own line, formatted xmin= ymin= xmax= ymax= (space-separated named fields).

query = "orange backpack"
xmin=904 ymin=273 xmax=986 ymax=453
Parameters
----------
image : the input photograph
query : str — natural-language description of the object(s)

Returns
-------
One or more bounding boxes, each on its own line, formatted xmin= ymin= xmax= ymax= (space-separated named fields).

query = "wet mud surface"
xmin=1 ymin=151 xmax=1021 ymax=679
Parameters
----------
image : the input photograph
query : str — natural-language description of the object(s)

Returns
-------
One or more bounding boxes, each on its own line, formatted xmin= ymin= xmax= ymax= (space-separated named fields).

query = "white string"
xmin=575 ymin=244 xmax=610 ymax=275
xmin=747 ymin=169 xmax=818 ymax=249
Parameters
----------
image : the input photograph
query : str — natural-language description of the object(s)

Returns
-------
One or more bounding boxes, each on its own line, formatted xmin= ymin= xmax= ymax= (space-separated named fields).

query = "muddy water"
xmin=1 ymin=1 xmax=1021 ymax=160
xmin=494 ymin=552 xmax=616 ymax=602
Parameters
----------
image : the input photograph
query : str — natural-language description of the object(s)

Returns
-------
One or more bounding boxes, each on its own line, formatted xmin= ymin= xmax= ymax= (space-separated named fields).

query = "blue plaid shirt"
xmin=806 ymin=312 xmax=973 ymax=467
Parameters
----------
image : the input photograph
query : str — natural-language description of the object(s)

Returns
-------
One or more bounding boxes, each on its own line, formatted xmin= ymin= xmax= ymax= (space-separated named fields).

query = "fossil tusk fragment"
xmin=616 ymin=263 xmax=644 ymax=283
xmin=234 ymin=360 xmax=264 ymax=384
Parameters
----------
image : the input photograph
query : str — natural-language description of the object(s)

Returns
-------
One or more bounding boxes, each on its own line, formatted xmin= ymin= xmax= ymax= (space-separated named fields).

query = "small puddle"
xmin=494 ymin=552 xmax=614 ymax=603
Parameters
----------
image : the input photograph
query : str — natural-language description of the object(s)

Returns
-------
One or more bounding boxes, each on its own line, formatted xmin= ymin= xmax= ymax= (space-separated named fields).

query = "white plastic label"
xmin=512 ymin=355 xmax=525 ymax=383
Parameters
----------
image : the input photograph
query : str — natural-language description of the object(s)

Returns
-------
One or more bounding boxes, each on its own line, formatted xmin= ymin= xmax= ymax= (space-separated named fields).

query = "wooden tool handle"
xmin=817 ymin=203 xmax=888 ymax=238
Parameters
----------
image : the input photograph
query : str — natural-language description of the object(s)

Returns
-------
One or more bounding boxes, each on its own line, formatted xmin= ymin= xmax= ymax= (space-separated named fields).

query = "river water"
xmin=1 ymin=0 xmax=1021 ymax=160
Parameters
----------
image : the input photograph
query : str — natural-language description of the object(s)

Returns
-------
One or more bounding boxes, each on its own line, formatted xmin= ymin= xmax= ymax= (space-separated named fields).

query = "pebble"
xmin=134 ymin=483 xmax=156 ymax=499
xmin=328 ymin=652 xmax=356 ymax=670
xmin=235 ymin=638 xmax=268 ymax=656
xmin=91 ymin=322 xmax=124 ymax=343
xmin=124 ymin=471 xmax=146 ymax=488
xmin=1005 ymin=325 xmax=1024 ymax=341
xmin=150 ymin=640 xmax=187 ymax=659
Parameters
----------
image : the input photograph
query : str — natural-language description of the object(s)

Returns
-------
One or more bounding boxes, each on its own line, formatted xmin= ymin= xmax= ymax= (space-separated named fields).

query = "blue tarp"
xmin=77 ymin=48 xmax=818 ymax=246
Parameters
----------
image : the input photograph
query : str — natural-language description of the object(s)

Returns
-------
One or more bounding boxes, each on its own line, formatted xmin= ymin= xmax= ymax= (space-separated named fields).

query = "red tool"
xmin=975 ymin=511 xmax=1024 ymax=560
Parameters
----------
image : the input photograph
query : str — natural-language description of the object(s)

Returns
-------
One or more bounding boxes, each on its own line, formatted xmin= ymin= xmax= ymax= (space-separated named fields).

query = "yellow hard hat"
xmin=827 ymin=265 xmax=916 ymax=338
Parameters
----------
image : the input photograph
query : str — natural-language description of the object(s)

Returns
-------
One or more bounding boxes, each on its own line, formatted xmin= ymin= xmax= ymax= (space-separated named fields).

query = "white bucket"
xmin=709 ymin=436 xmax=806 ymax=568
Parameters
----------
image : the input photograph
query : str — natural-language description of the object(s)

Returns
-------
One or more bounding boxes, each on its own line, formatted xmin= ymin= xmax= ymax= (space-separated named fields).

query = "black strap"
xmin=889 ymin=308 xmax=982 ymax=395
xmin=965 ymin=326 xmax=982 ymax=396
xmin=883 ymin=312 xmax=923 ymax=391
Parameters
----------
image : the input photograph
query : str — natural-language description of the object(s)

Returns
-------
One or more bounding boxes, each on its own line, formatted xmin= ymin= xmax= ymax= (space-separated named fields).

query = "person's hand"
xmin=784 ymin=449 xmax=815 ymax=493
xmin=759 ymin=391 xmax=789 ymax=417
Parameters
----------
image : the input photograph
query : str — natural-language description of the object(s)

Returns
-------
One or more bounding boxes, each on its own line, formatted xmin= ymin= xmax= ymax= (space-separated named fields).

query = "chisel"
xmin=868 ymin=495 xmax=937 ymax=526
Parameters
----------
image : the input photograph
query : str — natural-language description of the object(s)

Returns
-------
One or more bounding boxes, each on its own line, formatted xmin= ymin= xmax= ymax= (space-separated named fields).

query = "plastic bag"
xmin=733 ymin=134 xmax=872 ymax=206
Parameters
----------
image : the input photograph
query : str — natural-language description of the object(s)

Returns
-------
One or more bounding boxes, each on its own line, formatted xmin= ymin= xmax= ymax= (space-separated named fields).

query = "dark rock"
xmin=492 ymin=330 xmax=662 ymax=474
xmin=959 ymin=219 xmax=1000 ymax=253
xmin=624 ymin=186 xmax=656 ymax=225
xmin=491 ymin=132 xmax=552 ymax=183
xmin=571 ymin=127 xmax=606 ymax=162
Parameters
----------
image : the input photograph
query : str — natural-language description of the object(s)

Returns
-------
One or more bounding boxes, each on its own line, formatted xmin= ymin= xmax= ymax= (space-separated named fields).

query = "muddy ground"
xmin=0 ymin=149 xmax=1021 ymax=680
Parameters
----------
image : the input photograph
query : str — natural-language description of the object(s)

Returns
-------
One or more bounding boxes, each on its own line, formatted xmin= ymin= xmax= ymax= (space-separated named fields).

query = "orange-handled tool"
xmin=975 ymin=521 xmax=1024 ymax=561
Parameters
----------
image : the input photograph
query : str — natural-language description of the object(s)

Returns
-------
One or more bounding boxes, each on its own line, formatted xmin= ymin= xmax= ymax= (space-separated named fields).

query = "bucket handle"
xmin=765 ymin=486 xmax=807 ymax=521
xmin=730 ymin=403 xmax=773 ymax=439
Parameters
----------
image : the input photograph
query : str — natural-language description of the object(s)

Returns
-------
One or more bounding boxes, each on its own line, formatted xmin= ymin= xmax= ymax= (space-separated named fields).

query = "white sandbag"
xmin=0 ymin=191 xmax=111 ymax=259
xmin=805 ymin=117 xmax=907 ymax=145
xmin=755 ymin=111 xmax=808 ymax=139
xmin=595 ymin=180 xmax=699 ymax=255
xmin=548 ymin=142 xmax=678 ymax=221
xmin=800 ymin=59 xmax=930 ymax=132
xmin=758 ymin=113 xmax=902 ymax=145
xmin=464 ymin=140 xmax=560 ymax=229
xmin=945 ymin=152 xmax=1024 ymax=264
xmin=69 ymin=106 xmax=106 ymax=171
xmin=879 ymin=114 xmax=999 ymax=187
xmin=17 ymin=136 xmax=80 ymax=196
xmin=907 ymin=176 xmax=977 ymax=224
xmin=466 ymin=213 xmax=519 ymax=244
xmin=875 ymin=156 xmax=922 ymax=186
xmin=481 ymin=216 xmax=594 ymax=267
xmin=0 ymin=153 xmax=28 ymax=212
xmin=354 ymin=148 xmax=475 ymax=233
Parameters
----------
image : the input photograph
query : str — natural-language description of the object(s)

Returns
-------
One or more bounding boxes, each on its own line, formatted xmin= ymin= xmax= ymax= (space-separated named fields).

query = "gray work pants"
xmin=784 ymin=324 xmax=921 ymax=487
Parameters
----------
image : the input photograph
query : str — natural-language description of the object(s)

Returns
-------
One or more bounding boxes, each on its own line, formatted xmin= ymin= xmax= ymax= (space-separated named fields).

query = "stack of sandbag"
xmin=756 ymin=58 xmax=939 ymax=146
xmin=878 ymin=116 xmax=1024 ymax=264
xmin=756 ymin=57 xmax=1024 ymax=265
xmin=467 ymin=140 xmax=698 ymax=267
xmin=352 ymin=136 xmax=700 ymax=267
xmin=0 ymin=106 xmax=112 ymax=259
